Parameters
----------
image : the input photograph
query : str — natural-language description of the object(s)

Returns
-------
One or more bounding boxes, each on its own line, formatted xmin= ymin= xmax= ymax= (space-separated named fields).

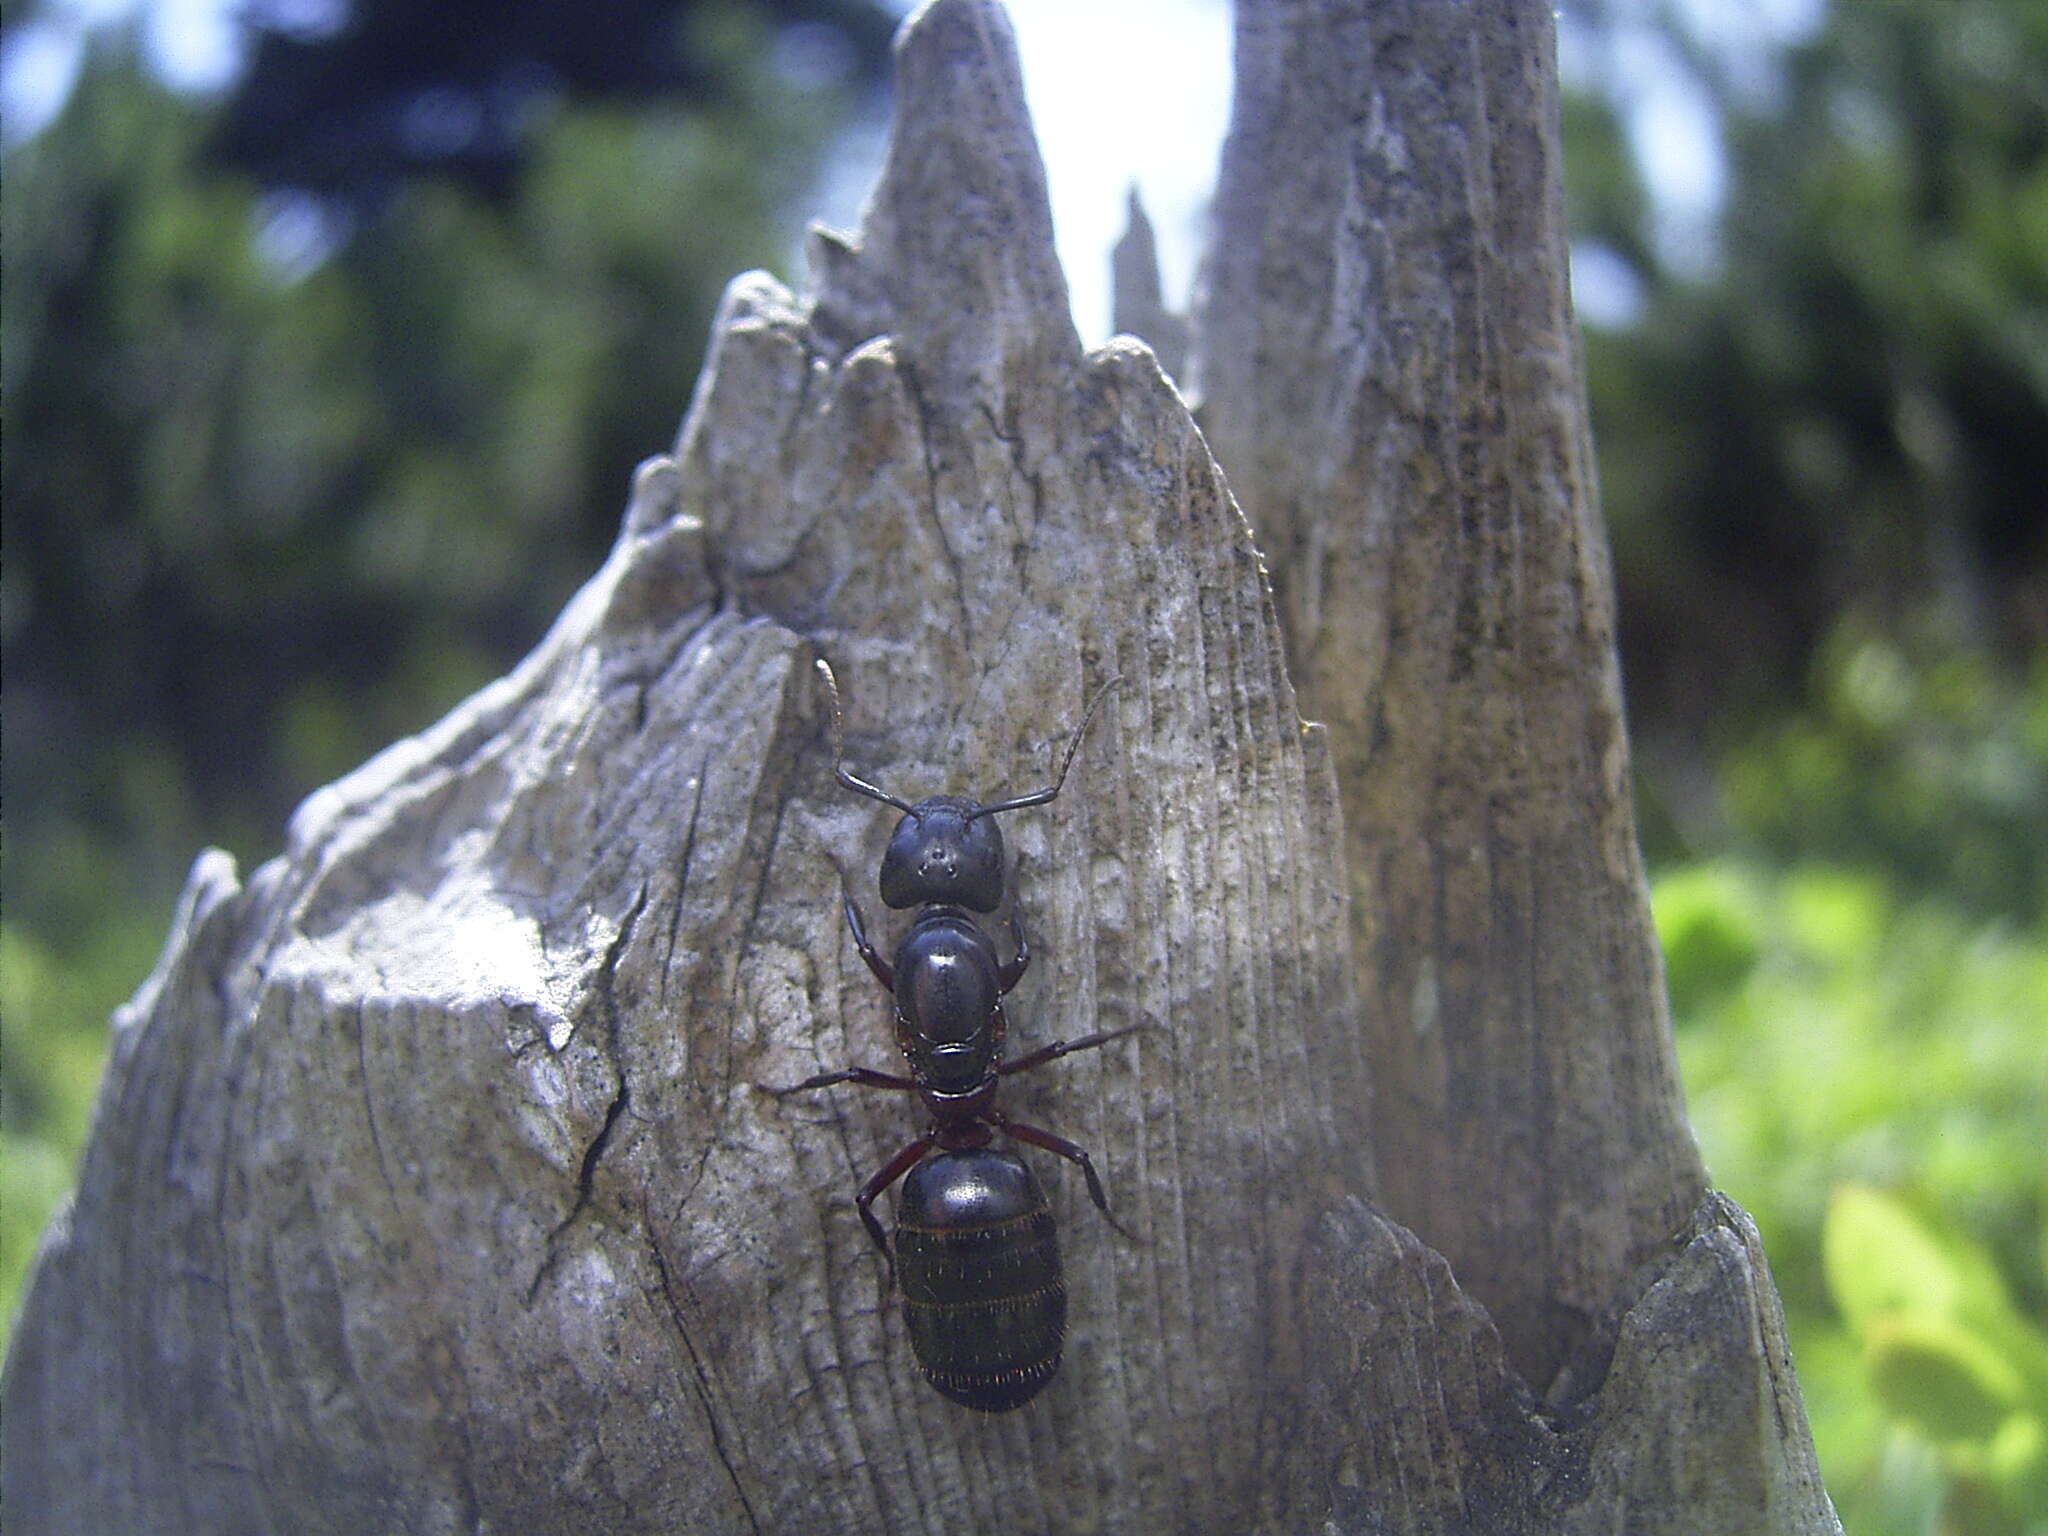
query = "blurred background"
xmin=2 ymin=0 xmax=2043 ymax=1528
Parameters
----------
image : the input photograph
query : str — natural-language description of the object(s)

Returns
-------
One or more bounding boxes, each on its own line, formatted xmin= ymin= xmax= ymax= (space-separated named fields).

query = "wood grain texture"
xmin=1281 ymin=1194 xmax=1836 ymax=1534
xmin=4 ymin=0 xmax=1844 ymax=1530
xmin=5 ymin=3 xmax=1363 ymax=1530
xmin=1194 ymin=0 xmax=1710 ymax=1392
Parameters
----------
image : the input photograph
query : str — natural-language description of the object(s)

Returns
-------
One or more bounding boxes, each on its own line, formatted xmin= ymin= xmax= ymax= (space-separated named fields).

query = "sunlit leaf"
xmin=1866 ymin=1312 xmax=2023 ymax=1444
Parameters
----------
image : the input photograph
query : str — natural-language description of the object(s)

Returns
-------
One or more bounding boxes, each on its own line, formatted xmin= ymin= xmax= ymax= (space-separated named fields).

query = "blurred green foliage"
xmin=1662 ymin=852 xmax=2047 ymax=1534
xmin=1723 ymin=626 xmax=2048 ymax=922
xmin=1658 ymin=639 xmax=2047 ymax=1533
xmin=3 ymin=11 xmax=865 ymax=884
xmin=1574 ymin=7 xmax=2048 ymax=1510
xmin=3 ymin=1 xmax=2045 ymax=1529
xmin=1571 ymin=0 xmax=2047 ymax=742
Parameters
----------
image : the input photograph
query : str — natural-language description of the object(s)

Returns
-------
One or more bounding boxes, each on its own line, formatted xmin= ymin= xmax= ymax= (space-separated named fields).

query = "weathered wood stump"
xmin=3 ymin=1 xmax=1840 ymax=1531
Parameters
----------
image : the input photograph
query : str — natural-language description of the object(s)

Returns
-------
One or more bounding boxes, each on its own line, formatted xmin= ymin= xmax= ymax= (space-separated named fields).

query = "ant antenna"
xmin=814 ymin=658 xmax=919 ymax=816
xmin=971 ymin=676 xmax=1124 ymax=821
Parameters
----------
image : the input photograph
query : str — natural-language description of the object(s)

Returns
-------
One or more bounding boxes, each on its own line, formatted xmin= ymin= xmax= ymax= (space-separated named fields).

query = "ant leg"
xmin=856 ymin=1131 xmax=937 ymax=1274
xmin=997 ymin=911 xmax=1029 ymax=993
xmin=844 ymin=896 xmax=894 ymax=992
xmin=991 ymin=1111 xmax=1134 ymax=1240
xmin=1000 ymin=1023 xmax=1146 ymax=1077
xmin=756 ymin=1066 xmax=919 ymax=1097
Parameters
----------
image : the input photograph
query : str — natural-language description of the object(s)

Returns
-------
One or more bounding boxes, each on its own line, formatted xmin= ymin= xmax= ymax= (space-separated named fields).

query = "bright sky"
xmin=1002 ymin=0 xmax=1233 ymax=341
xmin=996 ymin=0 xmax=1821 ymax=332
xmin=2 ymin=0 xmax=1820 ymax=336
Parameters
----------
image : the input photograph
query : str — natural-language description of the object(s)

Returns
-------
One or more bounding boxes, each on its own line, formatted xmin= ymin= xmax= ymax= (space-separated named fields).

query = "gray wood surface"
xmin=4 ymin=1 xmax=1840 ymax=1530
xmin=1194 ymin=0 xmax=1709 ymax=1394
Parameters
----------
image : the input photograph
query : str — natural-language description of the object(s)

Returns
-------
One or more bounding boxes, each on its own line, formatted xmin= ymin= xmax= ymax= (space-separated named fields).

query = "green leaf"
xmin=1985 ymin=1414 xmax=2048 ymax=1523
xmin=1866 ymin=1312 xmax=2023 ymax=1444
xmin=1826 ymin=1185 xmax=2048 ymax=1414
xmin=1651 ymin=863 xmax=1763 ymax=1013
xmin=1826 ymin=1184 xmax=1988 ymax=1330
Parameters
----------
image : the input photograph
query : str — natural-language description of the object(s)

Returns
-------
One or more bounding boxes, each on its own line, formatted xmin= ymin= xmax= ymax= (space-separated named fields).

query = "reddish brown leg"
xmin=991 ymin=1110 xmax=1133 ymax=1239
xmin=756 ymin=1066 xmax=919 ymax=1097
xmin=843 ymin=896 xmax=894 ymax=991
xmin=1000 ymin=1023 xmax=1144 ymax=1077
xmin=856 ymin=1130 xmax=937 ymax=1267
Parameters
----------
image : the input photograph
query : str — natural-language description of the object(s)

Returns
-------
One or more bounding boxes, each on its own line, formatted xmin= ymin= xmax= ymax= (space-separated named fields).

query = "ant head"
xmin=878 ymin=796 xmax=1006 ymax=912
xmin=814 ymin=659 xmax=1122 ymax=914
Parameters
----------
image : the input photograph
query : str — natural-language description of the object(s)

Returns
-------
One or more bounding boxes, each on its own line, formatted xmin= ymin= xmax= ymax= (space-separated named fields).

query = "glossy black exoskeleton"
xmin=895 ymin=1148 xmax=1062 ymax=1410
xmin=760 ymin=660 xmax=1137 ymax=1411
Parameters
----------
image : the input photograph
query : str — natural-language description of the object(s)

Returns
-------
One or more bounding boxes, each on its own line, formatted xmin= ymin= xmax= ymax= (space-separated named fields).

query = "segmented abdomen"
xmin=895 ymin=1150 xmax=1066 ymax=1412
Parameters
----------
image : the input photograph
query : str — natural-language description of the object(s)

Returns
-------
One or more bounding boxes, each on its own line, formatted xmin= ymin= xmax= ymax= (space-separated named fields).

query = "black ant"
xmin=758 ymin=660 xmax=1136 ymax=1410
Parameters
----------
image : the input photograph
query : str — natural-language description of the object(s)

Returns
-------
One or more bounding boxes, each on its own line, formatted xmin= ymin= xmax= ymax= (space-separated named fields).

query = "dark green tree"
xmin=3 ymin=2 xmax=888 ymax=891
xmin=1566 ymin=0 xmax=2048 ymax=915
